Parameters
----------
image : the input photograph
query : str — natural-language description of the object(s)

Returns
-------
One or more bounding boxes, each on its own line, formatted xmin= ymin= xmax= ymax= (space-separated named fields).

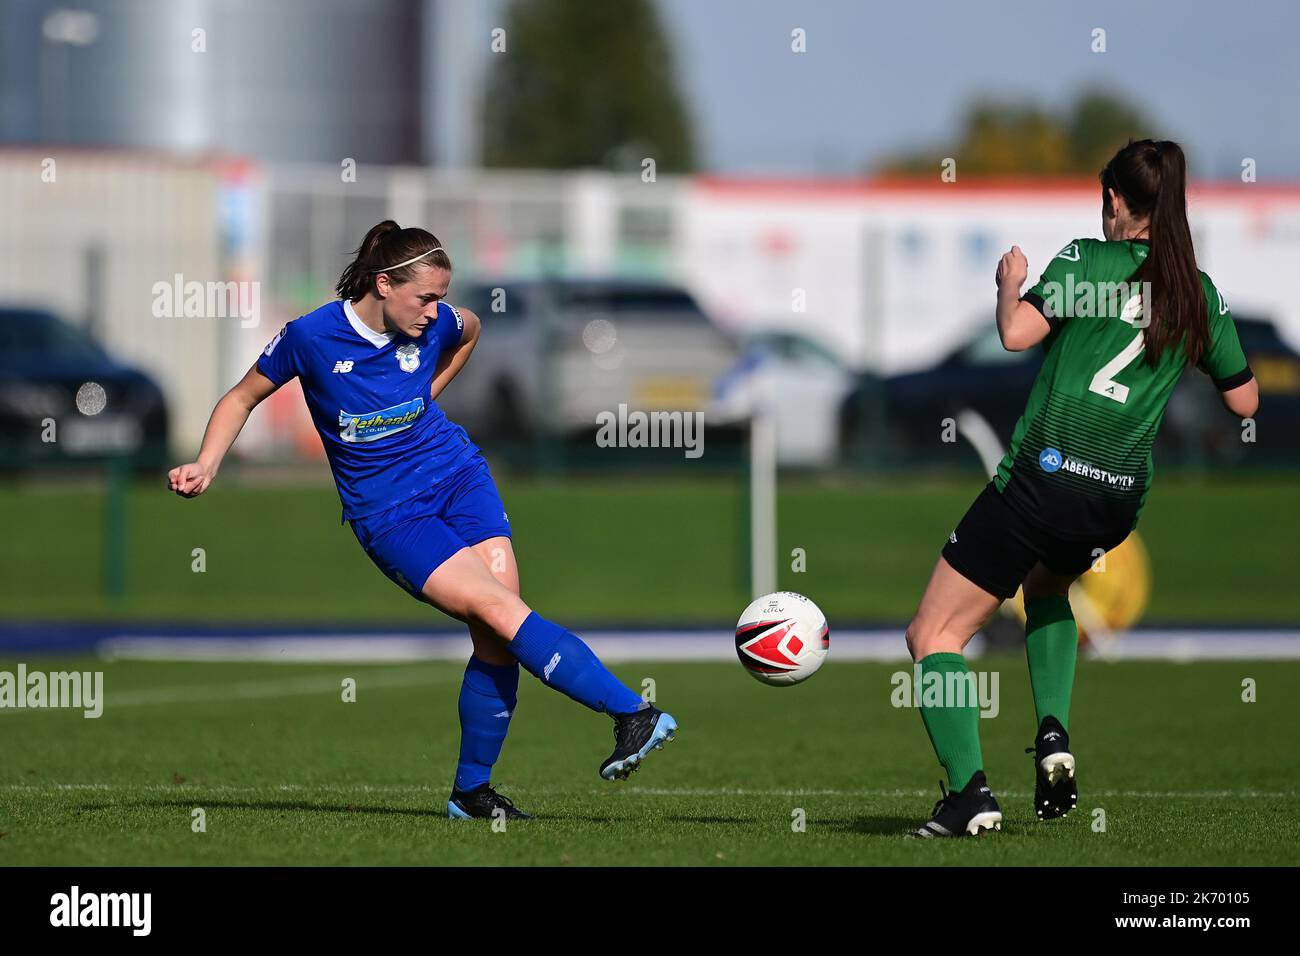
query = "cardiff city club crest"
xmin=395 ymin=343 xmax=421 ymax=373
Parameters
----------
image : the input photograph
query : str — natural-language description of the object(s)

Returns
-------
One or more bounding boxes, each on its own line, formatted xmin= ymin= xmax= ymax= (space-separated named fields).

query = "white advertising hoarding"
xmin=680 ymin=179 xmax=1300 ymax=373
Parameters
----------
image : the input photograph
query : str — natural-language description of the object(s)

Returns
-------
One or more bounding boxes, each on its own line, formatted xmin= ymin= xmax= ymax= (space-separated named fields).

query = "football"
xmin=734 ymin=591 xmax=829 ymax=686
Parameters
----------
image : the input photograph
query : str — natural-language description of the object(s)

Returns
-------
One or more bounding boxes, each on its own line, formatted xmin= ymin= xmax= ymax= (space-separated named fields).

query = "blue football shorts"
xmin=349 ymin=454 xmax=512 ymax=599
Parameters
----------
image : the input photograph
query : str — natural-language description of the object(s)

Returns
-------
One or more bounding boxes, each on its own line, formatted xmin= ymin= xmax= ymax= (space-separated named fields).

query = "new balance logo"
xmin=949 ymin=531 xmax=957 ymax=544
xmin=543 ymin=653 xmax=561 ymax=681
xmin=332 ymin=360 xmax=354 ymax=373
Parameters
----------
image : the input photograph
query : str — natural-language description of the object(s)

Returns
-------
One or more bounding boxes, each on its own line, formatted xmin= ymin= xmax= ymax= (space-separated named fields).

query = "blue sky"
xmin=653 ymin=0 xmax=1300 ymax=179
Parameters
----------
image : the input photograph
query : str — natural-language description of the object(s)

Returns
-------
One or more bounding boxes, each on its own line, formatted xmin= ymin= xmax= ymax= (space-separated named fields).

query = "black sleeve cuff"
xmin=1213 ymin=366 xmax=1254 ymax=392
xmin=1021 ymin=292 xmax=1060 ymax=330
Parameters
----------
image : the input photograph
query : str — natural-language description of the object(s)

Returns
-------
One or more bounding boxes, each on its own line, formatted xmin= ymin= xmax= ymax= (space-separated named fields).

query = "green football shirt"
xmin=993 ymin=237 xmax=1253 ymax=537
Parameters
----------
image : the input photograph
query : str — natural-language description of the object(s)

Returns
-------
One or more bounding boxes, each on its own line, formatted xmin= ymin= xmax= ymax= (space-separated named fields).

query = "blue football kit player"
xmin=169 ymin=221 xmax=677 ymax=820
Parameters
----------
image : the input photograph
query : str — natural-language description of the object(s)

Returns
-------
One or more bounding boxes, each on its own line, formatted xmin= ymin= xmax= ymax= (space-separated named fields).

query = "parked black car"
xmin=841 ymin=315 xmax=1300 ymax=466
xmin=0 ymin=307 xmax=169 ymax=471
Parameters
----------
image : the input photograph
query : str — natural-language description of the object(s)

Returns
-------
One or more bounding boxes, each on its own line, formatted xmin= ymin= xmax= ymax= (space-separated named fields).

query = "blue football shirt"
xmin=257 ymin=299 xmax=480 ymax=520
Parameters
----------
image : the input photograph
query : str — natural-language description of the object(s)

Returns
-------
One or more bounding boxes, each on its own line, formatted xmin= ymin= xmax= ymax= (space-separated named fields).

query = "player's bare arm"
xmin=429 ymin=306 xmax=481 ymax=403
xmin=167 ymin=361 xmax=279 ymax=498
xmin=1222 ymin=376 xmax=1259 ymax=418
xmin=995 ymin=244 xmax=1052 ymax=351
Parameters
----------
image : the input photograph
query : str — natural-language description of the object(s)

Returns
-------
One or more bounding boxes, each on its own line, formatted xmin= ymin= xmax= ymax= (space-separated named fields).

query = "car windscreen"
xmin=553 ymin=288 xmax=712 ymax=323
xmin=0 ymin=311 xmax=105 ymax=362
xmin=958 ymin=326 xmax=1036 ymax=365
xmin=457 ymin=285 xmax=531 ymax=324
xmin=1234 ymin=318 xmax=1292 ymax=355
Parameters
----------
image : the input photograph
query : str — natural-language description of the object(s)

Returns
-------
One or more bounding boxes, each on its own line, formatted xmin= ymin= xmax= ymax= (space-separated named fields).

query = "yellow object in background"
xmin=1009 ymin=533 xmax=1152 ymax=649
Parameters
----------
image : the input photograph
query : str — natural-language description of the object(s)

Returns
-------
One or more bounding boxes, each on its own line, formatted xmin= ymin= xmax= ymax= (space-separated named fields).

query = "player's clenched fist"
xmin=168 ymin=461 xmax=214 ymax=498
xmin=996 ymin=245 xmax=1029 ymax=291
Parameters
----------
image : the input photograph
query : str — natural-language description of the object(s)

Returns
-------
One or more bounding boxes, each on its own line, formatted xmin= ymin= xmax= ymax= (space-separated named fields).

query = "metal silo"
xmin=1 ymin=0 xmax=427 ymax=163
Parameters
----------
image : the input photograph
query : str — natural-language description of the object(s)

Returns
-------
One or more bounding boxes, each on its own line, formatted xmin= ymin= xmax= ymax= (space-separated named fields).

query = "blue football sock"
xmin=454 ymin=655 xmax=519 ymax=793
xmin=508 ymin=611 xmax=644 ymax=715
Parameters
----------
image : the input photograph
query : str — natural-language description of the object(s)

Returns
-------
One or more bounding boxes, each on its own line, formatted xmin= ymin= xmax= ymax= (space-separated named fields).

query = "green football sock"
xmin=1024 ymin=595 xmax=1078 ymax=730
xmin=916 ymin=652 xmax=984 ymax=792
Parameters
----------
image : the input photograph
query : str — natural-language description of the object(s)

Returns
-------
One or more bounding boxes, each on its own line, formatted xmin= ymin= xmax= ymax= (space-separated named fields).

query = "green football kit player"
xmin=906 ymin=140 xmax=1260 ymax=838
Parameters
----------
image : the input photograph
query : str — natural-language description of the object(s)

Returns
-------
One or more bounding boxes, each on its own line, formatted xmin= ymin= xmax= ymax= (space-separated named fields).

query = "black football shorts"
xmin=940 ymin=482 xmax=1132 ymax=600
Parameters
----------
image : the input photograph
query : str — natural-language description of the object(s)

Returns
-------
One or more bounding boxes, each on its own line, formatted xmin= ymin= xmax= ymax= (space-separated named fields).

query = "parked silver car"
xmin=438 ymin=279 xmax=740 ymax=438
xmin=711 ymin=332 xmax=857 ymax=466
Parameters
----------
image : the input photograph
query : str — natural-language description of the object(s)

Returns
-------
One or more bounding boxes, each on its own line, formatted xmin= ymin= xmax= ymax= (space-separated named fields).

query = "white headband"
xmin=369 ymin=246 xmax=445 ymax=273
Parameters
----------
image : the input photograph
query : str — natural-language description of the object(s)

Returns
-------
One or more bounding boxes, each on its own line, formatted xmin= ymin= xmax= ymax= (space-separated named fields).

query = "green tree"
xmin=480 ymin=0 xmax=696 ymax=171
xmin=962 ymin=102 xmax=1073 ymax=175
xmin=1067 ymin=89 xmax=1153 ymax=173
xmin=880 ymin=89 xmax=1160 ymax=176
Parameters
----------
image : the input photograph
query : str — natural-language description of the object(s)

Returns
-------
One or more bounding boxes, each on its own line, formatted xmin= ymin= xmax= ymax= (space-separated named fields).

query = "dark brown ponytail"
xmin=1099 ymin=140 xmax=1209 ymax=367
xmin=335 ymin=220 xmax=452 ymax=302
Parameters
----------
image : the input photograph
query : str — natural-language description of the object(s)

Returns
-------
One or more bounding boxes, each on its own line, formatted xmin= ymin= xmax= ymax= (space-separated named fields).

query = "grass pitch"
xmin=3 ymin=473 xmax=1300 ymax=625
xmin=2 ymin=656 xmax=1296 ymax=866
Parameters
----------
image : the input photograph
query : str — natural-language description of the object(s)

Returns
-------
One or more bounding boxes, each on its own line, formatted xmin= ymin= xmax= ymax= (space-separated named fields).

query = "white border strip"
xmin=96 ymin=629 xmax=1300 ymax=663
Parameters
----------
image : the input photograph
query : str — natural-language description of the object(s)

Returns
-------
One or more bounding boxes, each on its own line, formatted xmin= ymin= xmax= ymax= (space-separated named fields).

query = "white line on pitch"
xmin=113 ymin=669 xmax=456 ymax=706
xmin=616 ymin=785 xmax=1289 ymax=801
xmin=0 ymin=784 xmax=1292 ymax=800
xmin=0 ymin=668 xmax=455 ymax=714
